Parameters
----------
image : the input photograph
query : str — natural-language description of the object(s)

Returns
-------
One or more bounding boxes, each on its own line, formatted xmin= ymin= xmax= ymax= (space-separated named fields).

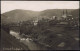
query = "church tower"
xmin=62 ymin=9 xmax=67 ymax=18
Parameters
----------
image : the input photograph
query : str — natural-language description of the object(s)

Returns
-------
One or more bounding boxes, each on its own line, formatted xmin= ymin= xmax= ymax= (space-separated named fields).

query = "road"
xmin=10 ymin=30 xmax=49 ymax=50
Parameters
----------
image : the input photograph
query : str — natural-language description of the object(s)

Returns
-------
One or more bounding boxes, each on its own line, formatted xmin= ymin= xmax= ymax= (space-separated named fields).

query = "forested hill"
xmin=1 ymin=9 xmax=79 ymax=24
xmin=1 ymin=9 xmax=40 ymax=24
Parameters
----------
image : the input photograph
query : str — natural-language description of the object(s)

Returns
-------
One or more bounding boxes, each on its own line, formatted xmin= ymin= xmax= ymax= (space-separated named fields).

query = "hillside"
xmin=1 ymin=9 xmax=40 ymax=24
xmin=1 ymin=29 xmax=29 ymax=51
xmin=40 ymin=9 xmax=75 ymax=17
xmin=1 ymin=9 xmax=78 ymax=24
xmin=71 ymin=9 xmax=79 ymax=18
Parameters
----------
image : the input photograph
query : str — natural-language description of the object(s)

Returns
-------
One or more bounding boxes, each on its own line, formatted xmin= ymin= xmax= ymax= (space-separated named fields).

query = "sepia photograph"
xmin=1 ymin=1 xmax=79 ymax=51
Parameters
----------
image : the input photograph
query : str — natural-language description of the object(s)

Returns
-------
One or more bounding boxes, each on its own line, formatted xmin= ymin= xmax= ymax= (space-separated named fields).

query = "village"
xmin=1 ymin=9 xmax=79 ymax=50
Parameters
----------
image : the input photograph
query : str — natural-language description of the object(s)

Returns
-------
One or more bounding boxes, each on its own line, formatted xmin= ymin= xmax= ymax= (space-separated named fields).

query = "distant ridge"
xmin=1 ymin=9 xmax=79 ymax=24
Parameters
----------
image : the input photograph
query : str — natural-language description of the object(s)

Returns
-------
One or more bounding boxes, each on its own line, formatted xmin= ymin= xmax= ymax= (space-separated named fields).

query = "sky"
xmin=1 ymin=1 xmax=79 ymax=14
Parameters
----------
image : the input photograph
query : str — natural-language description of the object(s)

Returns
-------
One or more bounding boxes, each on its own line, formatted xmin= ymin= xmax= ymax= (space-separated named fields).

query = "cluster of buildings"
xmin=59 ymin=10 xmax=79 ymax=27
xmin=17 ymin=10 xmax=79 ymax=28
xmin=32 ymin=10 xmax=79 ymax=27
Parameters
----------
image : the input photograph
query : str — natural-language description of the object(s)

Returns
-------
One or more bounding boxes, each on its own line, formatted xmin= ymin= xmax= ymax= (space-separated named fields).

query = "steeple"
xmin=62 ymin=9 xmax=67 ymax=15
xmin=63 ymin=10 xmax=65 ymax=15
xmin=66 ymin=9 xmax=67 ymax=16
xmin=62 ymin=9 xmax=67 ymax=18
